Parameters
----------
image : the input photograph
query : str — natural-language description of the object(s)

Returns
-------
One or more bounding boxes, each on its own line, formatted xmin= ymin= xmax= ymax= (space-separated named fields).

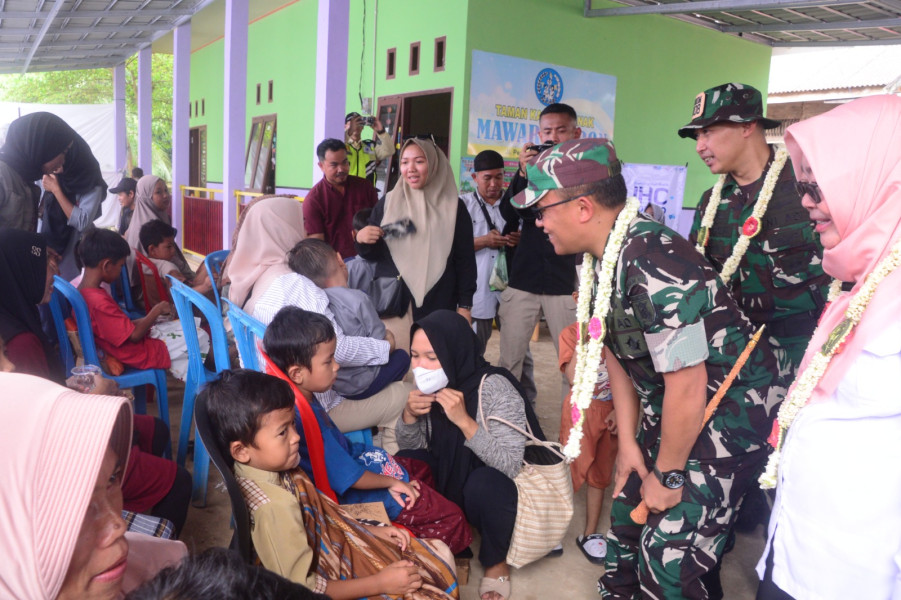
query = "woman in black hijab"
xmin=395 ymin=309 xmax=545 ymax=600
xmin=0 ymin=227 xmax=61 ymax=379
xmin=33 ymin=113 xmax=107 ymax=279
xmin=0 ymin=112 xmax=73 ymax=232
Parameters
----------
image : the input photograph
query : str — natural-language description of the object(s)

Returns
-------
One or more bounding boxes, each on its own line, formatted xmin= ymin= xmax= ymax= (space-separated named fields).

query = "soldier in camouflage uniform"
xmin=680 ymin=82 xmax=831 ymax=381
xmin=511 ymin=138 xmax=782 ymax=599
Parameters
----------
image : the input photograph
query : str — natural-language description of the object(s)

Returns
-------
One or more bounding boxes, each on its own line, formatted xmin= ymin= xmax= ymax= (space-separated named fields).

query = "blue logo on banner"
xmin=534 ymin=68 xmax=563 ymax=106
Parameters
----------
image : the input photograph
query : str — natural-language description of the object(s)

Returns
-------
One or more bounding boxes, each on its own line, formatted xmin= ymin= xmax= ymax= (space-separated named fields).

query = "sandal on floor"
xmin=577 ymin=533 xmax=607 ymax=565
xmin=479 ymin=575 xmax=511 ymax=600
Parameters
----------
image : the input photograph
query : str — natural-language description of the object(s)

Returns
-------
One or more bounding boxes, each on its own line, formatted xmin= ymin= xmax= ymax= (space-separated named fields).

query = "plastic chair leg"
xmin=191 ymin=434 xmax=211 ymax=507
xmin=177 ymin=376 xmax=198 ymax=467
xmin=154 ymin=370 xmax=172 ymax=459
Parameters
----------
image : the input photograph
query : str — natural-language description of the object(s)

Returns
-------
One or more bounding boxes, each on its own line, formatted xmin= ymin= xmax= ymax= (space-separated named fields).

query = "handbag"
xmin=369 ymin=274 xmax=406 ymax=318
xmin=477 ymin=375 xmax=574 ymax=569
xmin=488 ymin=246 xmax=508 ymax=292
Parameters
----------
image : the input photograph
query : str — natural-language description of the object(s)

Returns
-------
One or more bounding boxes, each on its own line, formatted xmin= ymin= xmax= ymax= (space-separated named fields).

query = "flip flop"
xmin=479 ymin=575 xmax=511 ymax=600
xmin=577 ymin=533 xmax=607 ymax=565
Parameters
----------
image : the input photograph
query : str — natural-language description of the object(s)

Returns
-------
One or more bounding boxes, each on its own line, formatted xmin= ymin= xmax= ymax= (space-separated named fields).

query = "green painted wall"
xmin=189 ymin=0 xmax=318 ymax=189
xmin=465 ymin=0 xmax=772 ymax=208
xmin=346 ymin=0 xmax=470 ymax=180
xmin=188 ymin=42 xmax=224 ymax=183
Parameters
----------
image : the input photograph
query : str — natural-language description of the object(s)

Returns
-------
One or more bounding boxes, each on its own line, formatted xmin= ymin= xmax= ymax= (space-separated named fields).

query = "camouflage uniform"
xmin=679 ymin=83 xmax=830 ymax=382
xmin=689 ymin=150 xmax=830 ymax=380
xmin=599 ymin=216 xmax=783 ymax=600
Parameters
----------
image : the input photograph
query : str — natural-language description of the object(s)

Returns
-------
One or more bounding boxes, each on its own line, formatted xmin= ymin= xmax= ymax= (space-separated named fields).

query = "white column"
xmin=137 ymin=46 xmax=153 ymax=174
xmin=171 ymin=22 xmax=191 ymax=245
xmin=113 ymin=62 xmax=127 ymax=174
xmin=312 ymin=0 xmax=349 ymax=184
xmin=222 ymin=0 xmax=248 ymax=250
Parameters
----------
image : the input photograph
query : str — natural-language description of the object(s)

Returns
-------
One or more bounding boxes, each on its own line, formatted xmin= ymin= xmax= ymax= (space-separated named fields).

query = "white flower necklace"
xmin=695 ymin=148 xmax=789 ymax=283
xmin=564 ymin=196 xmax=640 ymax=460
xmin=759 ymin=238 xmax=901 ymax=489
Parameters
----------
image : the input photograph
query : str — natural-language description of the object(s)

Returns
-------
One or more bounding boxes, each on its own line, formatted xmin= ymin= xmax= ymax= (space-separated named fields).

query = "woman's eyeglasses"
xmin=794 ymin=180 xmax=821 ymax=204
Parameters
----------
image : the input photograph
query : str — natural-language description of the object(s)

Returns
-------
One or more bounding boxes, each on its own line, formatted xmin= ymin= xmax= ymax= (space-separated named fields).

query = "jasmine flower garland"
xmin=564 ymin=197 xmax=640 ymax=460
xmin=759 ymin=237 xmax=901 ymax=488
xmin=695 ymin=147 xmax=789 ymax=283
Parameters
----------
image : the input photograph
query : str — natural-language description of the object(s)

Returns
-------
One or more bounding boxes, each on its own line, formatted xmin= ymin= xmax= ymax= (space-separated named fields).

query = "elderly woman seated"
xmin=0 ymin=373 xmax=186 ymax=599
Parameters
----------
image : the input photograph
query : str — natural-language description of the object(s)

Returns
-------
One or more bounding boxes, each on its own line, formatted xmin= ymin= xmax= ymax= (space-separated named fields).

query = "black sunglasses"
xmin=794 ymin=180 xmax=822 ymax=204
xmin=530 ymin=194 xmax=582 ymax=220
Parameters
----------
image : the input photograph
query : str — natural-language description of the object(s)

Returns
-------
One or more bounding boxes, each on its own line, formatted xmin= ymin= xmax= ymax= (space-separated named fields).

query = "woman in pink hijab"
xmin=757 ymin=95 xmax=901 ymax=598
xmin=0 ymin=373 xmax=185 ymax=599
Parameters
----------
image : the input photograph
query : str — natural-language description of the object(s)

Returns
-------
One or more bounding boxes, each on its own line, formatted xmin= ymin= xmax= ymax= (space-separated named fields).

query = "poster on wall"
xmin=466 ymin=50 xmax=616 ymax=161
xmin=622 ymin=163 xmax=687 ymax=233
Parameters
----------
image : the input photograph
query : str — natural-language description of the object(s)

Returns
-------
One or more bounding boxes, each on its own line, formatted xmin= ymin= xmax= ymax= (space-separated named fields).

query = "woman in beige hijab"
xmin=355 ymin=138 xmax=476 ymax=351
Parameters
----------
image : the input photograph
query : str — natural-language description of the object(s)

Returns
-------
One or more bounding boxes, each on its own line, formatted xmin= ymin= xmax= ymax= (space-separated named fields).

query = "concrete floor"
xmin=165 ymin=322 xmax=766 ymax=599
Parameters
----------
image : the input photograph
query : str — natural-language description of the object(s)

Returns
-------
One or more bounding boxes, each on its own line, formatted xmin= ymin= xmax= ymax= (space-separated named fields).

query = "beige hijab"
xmin=383 ymin=138 xmax=458 ymax=307
xmin=226 ymin=196 xmax=305 ymax=315
xmin=123 ymin=175 xmax=193 ymax=280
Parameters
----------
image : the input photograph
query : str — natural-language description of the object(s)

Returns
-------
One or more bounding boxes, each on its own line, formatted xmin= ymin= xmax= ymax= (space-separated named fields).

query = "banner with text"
xmin=466 ymin=50 xmax=616 ymax=160
xmin=622 ymin=163 xmax=688 ymax=233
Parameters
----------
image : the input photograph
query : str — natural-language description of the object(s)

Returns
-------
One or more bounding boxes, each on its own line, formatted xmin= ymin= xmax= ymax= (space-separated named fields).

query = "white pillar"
xmin=137 ymin=46 xmax=153 ymax=175
xmin=222 ymin=0 xmax=248 ymax=250
xmin=312 ymin=0 xmax=349 ymax=185
xmin=171 ymin=22 xmax=191 ymax=245
xmin=113 ymin=62 xmax=127 ymax=174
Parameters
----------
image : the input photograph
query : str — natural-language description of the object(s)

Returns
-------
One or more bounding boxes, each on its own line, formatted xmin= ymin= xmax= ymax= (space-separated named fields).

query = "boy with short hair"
xmin=347 ymin=208 xmax=376 ymax=291
xmin=287 ymin=238 xmax=407 ymax=399
xmin=200 ymin=368 xmax=458 ymax=599
xmin=139 ymin=219 xmax=212 ymax=296
xmin=78 ymin=228 xmax=209 ymax=381
xmin=109 ymin=176 xmax=136 ymax=234
xmin=263 ymin=306 xmax=472 ymax=554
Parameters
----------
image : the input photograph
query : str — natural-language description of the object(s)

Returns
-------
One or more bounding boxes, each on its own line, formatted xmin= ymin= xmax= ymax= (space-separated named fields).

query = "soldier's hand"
xmin=640 ymin=472 xmax=682 ymax=514
xmin=613 ymin=441 xmax=648 ymax=498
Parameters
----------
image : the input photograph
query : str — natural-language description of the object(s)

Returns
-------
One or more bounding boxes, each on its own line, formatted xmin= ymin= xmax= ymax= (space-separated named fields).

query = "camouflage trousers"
xmin=598 ymin=451 xmax=767 ymax=599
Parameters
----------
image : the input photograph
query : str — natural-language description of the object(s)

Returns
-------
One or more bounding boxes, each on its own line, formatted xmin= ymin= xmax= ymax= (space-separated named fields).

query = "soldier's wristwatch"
xmin=653 ymin=465 xmax=686 ymax=489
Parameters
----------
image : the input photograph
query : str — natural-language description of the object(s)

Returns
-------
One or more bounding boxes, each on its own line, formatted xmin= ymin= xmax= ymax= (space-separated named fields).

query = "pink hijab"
xmin=226 ymin=196 xmax=305 ymax=315
xmin=0 ymin=373 xmax=132 ymax=599
xmin=784 ymin=94 xmax=901 ymax=399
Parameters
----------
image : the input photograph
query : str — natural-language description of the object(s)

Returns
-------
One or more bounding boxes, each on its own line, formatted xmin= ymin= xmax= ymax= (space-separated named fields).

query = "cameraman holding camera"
xmin=345 ymin=112 xmax=395 ymax=186
xmin=497 ymin=103 xmax=581 ymax=406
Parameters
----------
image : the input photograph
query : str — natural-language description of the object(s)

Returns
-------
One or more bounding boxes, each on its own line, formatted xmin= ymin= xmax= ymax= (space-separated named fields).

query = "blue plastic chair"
xmin=223 ymin=298 xmax=373 ymax=446
xmin=48 ymin=277 xmax=171 ymax=446
xmin=109 ymin=264 xmax=144 ymax=319
xmin=166 ymin=275 xmax=231 ymax=506
xmin=203 ymin=249 xmax=230 ymax=315
xmin=223 ymin=298 xmax=266 ymax=371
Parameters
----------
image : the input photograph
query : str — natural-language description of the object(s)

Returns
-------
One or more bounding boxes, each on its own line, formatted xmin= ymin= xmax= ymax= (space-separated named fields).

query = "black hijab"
xmin=38 ymin=116 xmax=105 ymax=254
xmin=412 ymin=310 xmax=545 ymax=505
xmin=0 ymin=227 xmax=51 ymax=349
xmin=0 ymin=112 xmax=72 ymax=182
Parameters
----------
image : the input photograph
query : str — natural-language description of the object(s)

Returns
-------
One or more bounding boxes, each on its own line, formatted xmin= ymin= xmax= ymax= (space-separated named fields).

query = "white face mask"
xmin=412 ymin=366 xmax=449 ymax=395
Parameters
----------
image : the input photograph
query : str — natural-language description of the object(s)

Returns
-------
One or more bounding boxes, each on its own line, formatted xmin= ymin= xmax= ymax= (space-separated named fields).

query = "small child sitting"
xmin=200 ymin=368 xmax=459 ymax=599
xmin=347 ymin=208 xmax=377 ymax=292
xmin=558 ymin=295 xmax=619 ymax=565
xmin=263 ymin=306 xmax=472 ymax=554
xmin=77 ymin=228 xmax=210 ymax=381
xmin=287 ymin=237 xmax=408 ymax=399
xmin=139 ymin=219 xmax=213 ymax=305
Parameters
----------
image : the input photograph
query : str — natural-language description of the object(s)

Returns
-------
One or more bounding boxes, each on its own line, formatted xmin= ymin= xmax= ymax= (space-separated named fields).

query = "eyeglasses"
xmin=794 ymin=180 xmax=822 ymax=204
xmin=531 ymin=194 xmax=582 ymax=220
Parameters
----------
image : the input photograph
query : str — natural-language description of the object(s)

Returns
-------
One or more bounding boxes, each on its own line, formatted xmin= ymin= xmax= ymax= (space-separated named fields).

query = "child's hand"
xmin=153 ymin=301 xmax=171 ymax=317
xmin=376 ymin=560 xmax=422 ymax=595
xmin=387 ymin=479 xmax=421 ymax=509
xmin=367 ymin=524 xmax=411 ymax=551
xmin=384 ymin=329 xmax=396 ymax=352
xmin=356 ymin=225 xmax=383 ymax=244
xmin=605 ymin=408 xmax=618 ymax=435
